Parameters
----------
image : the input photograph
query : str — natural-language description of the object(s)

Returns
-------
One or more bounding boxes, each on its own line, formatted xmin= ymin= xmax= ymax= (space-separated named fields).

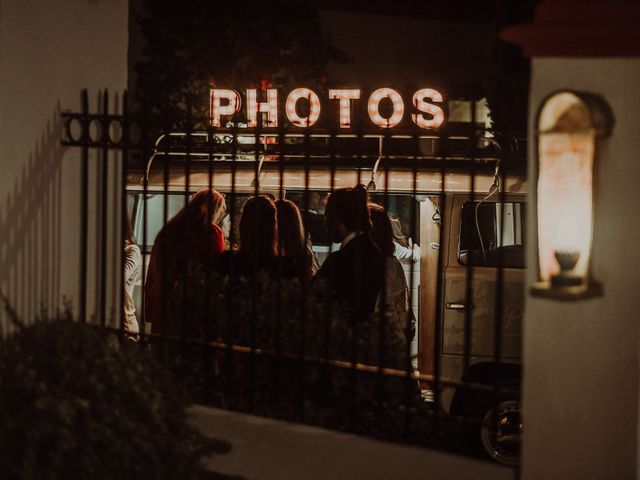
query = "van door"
xmin=439 ymin=194 xmax=525 ymax=408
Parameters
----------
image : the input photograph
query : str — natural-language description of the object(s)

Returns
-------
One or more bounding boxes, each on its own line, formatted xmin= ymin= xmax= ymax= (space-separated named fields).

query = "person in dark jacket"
xmin=369 ymin=203 xmax=416 ymax=342
xmin=316 ymin=185 xmax=385 ymax=323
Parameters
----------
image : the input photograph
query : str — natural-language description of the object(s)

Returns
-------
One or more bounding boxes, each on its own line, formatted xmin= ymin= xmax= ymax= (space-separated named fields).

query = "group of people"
xmin=123 ymin=185 xmax=417 ymax=343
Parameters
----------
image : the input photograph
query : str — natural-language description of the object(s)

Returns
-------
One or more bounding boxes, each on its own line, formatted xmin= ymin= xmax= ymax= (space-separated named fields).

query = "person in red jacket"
xmin=145 ymin=189 xmax=226 ymax=335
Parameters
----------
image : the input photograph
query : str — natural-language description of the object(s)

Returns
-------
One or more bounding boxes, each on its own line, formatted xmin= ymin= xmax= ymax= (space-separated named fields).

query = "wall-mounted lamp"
xmin=531 ymin=91 xmax=613 ymax=300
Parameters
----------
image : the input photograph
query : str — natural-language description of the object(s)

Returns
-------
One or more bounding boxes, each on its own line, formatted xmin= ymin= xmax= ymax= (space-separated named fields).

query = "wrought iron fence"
xmin=62 ymin=89 xmax=526 ymax=469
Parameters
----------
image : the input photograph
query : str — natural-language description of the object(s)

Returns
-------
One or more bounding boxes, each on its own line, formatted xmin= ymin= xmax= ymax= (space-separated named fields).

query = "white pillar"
xmin=523 ymin=58 xmax=640 ymax=479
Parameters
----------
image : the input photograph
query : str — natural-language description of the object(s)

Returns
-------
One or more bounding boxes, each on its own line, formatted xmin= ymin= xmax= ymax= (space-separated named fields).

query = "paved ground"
xmin=190 ymin=405 xmax=517 ymax=480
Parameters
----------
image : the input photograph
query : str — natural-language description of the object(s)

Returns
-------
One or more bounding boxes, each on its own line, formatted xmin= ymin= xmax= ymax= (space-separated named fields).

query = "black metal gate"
xmin=62 ymin=88 xmax=526 ymax=469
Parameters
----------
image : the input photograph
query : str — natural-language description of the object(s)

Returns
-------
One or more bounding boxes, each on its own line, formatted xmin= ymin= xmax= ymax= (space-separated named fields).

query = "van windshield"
xmin=458 ymin=201 xmax=525 ymax=269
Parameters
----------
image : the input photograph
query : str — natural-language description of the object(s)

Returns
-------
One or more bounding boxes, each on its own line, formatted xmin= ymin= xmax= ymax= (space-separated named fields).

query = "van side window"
xmin=458 ymin=201 xmax=525 ymax=269
xmin=131 ymin=193 xmax=185 ymax=252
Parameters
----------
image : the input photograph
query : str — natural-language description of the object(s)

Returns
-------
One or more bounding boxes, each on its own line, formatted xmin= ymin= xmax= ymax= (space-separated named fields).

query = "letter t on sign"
xmin=329 ymin=89 xmax=361 ymax=128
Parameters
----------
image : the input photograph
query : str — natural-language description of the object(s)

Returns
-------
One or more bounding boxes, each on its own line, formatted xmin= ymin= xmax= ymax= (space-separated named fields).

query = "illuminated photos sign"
xmin=210 ymin=87 xmax=445 ymax=129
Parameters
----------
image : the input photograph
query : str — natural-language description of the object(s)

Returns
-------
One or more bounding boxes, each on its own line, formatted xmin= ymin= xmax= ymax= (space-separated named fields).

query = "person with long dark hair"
xmin=145 ymin=189 xmax=226 ymax=333
xmin=316 ymin=185 xmax=385 ymax=323
xmin=217 ymin=196 xmax=296 ymax=278
xmin=275 ymin=199 xmax=318 ymax=280
xmin=369 ymin=203 xmax=416 ymax=341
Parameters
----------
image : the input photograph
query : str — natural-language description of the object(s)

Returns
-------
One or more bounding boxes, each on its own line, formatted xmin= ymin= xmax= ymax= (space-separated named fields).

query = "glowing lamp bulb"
xmin=538 ymin=130 xmax=594 ymax=285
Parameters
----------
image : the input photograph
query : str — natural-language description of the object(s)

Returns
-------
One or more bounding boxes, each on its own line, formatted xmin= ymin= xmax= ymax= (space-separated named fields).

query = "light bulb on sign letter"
xmin=285 ymin=88 xmax=321 ymax=127
xmin=368 ymin=88 xmax=404 ymax=128
xmin=247 ymin=89 xmax=278 ymax=127
xmin=210 ymin=89 xmax=241 ymax=127
xmin=329 ymin=89 xmax=361 ymax=128
xmin=412 ymin=88 xmax=445 ymax=129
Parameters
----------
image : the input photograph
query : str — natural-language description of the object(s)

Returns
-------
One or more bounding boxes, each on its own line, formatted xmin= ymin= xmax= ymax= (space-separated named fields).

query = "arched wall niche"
xmin=532 ymin=90 xmax=613 ymax=300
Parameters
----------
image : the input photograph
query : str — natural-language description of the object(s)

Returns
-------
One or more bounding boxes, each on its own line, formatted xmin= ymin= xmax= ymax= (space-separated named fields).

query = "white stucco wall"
xmin=0 ymin=0 xmax=128 ymax=329
xmin=523 ymin=58 xmax=640 ymax=479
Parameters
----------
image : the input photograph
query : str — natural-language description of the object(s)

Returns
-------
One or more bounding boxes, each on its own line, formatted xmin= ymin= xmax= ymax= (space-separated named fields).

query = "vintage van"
xmin=127 ymin=131 xmax=526 ymax=464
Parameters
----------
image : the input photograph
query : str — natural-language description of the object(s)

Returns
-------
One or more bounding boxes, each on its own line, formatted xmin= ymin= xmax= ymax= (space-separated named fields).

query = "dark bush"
xmin=163 ymin=268 xmax=420 ymax=435
xmin=0 ymin=313 xmax=225 ymax=480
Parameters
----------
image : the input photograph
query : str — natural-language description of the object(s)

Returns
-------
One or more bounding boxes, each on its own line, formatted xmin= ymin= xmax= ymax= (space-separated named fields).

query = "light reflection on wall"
xmin=537 ymin=92 xmax=595 ymax=283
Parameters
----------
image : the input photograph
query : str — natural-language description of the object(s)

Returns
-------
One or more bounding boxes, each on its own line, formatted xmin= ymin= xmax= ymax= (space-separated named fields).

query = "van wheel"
xmin=477 ymin=398 xmax=522 ymax=466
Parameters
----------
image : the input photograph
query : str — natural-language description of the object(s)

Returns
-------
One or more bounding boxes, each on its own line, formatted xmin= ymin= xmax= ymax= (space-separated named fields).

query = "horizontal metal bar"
xmin=95 ymin=324 xmax=518 ymax=397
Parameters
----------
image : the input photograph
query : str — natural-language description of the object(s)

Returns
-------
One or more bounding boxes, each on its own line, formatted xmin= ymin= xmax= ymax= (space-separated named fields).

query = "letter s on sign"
xmin=412 ymin=88 xmax=445 ymax=129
